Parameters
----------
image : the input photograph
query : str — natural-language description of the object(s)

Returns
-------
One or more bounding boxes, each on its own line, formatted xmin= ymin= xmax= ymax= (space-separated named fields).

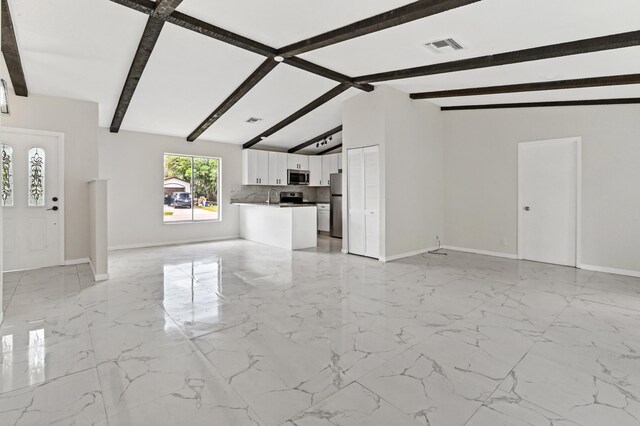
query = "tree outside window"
xmin=163 ymin=154 xmax=220 ymax=222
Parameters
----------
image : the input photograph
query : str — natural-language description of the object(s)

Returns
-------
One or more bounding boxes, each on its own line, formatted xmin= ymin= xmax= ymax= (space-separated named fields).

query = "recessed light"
xmin=274 ymin=55 xmax=285 ymax=62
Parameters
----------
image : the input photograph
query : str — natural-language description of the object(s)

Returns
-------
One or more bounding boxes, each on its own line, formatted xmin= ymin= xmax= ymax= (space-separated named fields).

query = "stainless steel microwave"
xmin=287 ymin=169 xmax=310 ymax=185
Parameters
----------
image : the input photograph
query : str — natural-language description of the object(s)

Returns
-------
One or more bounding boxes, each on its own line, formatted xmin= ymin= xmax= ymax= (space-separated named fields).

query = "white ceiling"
xmin=7 ymin=0 xmax=640 ymax=150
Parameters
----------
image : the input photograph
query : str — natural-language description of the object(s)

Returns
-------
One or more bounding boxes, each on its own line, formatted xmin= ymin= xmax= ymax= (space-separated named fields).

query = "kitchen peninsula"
xmin=232 ymin=192 xmax=317 ymax=250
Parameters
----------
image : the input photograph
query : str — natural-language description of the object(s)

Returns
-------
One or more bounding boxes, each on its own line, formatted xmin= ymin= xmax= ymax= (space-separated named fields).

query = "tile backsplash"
xmin=230 ymin=185 xmax=327 ymax=203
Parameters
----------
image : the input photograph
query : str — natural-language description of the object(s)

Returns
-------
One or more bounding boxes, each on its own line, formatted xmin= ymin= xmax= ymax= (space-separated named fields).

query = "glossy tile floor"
xmin=2 ymin=236 xmax=640 ymax=425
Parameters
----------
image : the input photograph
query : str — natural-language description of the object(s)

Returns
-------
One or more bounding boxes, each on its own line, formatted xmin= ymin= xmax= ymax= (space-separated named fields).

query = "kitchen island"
xmin=233 ymin=202 xmax=317 ymax=250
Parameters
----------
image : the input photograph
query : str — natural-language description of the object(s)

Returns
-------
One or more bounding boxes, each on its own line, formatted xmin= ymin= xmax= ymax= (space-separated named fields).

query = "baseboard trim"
xmin=89 ymin=260 xmax=110 ymax=282
xmin=441 ymin=245 xmax=518 ymax=260
xmin=578 ymin=264 xmax=640 ymax=278
xmin=341 ymin=249 xmax=349 ymax=255
xmin=380 ymin=247 xmax=439 ymax=263
xmin=108 ymin=235 xmax=241 ymax=251
xmin=64 ymin=258 xmax=90 ymax=266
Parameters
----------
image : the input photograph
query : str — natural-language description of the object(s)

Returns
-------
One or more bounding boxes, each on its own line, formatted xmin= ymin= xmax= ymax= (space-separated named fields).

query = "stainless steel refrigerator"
xmin=330 ymin=173 xmax=342 ymax=238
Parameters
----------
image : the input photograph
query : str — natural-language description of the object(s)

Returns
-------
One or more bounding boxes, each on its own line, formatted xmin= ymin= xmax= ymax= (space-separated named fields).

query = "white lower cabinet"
xmin=317 ymin=203 xmax=330 ymax=232
xmin=347 ymin=146 xmax=379 ymax=259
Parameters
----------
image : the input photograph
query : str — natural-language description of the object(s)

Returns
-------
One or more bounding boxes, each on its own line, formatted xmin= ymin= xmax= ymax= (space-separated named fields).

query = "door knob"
xmin=47 ymin=206 xmax=59 ymax=211
xmin=524 ymin=206 xmax=531 ymax=211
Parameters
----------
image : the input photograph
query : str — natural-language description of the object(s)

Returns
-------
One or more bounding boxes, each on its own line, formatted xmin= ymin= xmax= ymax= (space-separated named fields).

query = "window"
xmin=163 ymin=153 xmax=220 ymax=223
xmin=28 ymin=147 xmax=45 ymax=207
xmin=1 ymin=143 xmax=13 ymax=206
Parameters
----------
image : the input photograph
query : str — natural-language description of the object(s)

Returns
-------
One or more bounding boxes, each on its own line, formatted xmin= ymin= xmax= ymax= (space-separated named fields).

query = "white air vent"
xmin=246 ymin=117 xmax=262 ymax=124
xmin=424 ymin=38 xmax=463 ymax=54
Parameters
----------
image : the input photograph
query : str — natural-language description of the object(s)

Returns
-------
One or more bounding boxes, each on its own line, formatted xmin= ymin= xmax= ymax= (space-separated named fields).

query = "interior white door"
xmin=348 ymin=149 xmax=366 ymax=256
xmin=363 ymin=146 xmax=379 ymax=259
xmin=347 ymin=146 xmax=379 ymax=259
xmin=3 ymin=130 xmax=63 ymax=271
xmin=518 ymin=138 xmax=579 ymax=267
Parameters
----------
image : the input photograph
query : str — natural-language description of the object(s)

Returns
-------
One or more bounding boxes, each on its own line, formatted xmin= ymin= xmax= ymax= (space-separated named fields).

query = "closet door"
xmin=347 ymin=149 xmax=365 ymax=256
xmin=363 ymin=146 xmax=380 ymax=258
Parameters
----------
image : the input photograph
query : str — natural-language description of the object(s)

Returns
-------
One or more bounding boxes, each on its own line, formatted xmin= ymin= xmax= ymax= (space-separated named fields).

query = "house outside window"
xmin=163 ymin=153 xmax=221 ymax=223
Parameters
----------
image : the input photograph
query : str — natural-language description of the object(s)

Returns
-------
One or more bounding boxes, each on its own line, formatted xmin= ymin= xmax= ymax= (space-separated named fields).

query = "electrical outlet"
xmin=501 ymin=238 xmax=508 ymax=247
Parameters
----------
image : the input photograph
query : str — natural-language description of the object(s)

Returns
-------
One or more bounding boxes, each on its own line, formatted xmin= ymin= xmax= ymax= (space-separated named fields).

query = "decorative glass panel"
xmin=1 ymin=144 xmax=13 ymax=206
xmin=28 ymin=147 xmax=46 ymax=207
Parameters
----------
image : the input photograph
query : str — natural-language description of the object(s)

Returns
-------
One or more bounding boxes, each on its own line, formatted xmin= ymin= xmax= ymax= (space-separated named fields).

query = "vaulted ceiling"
xmin=5 ymin=0 xmax=640 ymax=154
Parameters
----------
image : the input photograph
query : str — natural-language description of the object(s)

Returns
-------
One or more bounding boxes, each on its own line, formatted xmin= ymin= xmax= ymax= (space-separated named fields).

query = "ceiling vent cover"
xmin=424 ymin=38 xmax=463 ymax=54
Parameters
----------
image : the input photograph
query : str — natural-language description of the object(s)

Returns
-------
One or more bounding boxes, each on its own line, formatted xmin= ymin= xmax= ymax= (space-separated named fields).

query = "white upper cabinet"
xmin=287 ymin=154 xmax=309 ymax=171
xmin=268 ymin=152 xmax=287 ymax=186
xmin=242 ymin=149 xmax=269 ymax=185
xmin=337 ymin=153 xmax=343 ymax=171
xmin=322 ymin=153 xmax=339 ymax=186
xmin=308 ymin=156 xmax=322 ymax=187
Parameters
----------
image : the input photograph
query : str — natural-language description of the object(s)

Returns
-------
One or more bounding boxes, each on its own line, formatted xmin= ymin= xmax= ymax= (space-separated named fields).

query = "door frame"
xmin=517 ymin=137 xmax=582 ymax=267
xmin=3 ymin=127 xmax=66 ymax=266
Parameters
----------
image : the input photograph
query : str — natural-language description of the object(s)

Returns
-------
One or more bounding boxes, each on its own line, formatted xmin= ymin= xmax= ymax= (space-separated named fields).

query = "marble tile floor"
xmin=1 ymin=236 xmax=640 ymax=425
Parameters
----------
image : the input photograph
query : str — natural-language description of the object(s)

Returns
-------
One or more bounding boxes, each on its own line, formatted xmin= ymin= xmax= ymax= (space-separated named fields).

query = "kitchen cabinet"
xmin=317 ymin=203 xmax=330 ymax=232
xmin=337 ymin=153 xmax=343 ymax=171
xmin=287 ymin=154 xmax=309 ymax=171
xmin=347 ymin=146 xmax=379 ymax=259
xmin=268 ymin=152 xmax=287 ymax=186
xmin=242 ymin=149 xmax=269 ymax=185
xmin=308 ymin=156 xmax=322 ymax=187
xmin=322 ymin=153 xmax=339 ymax=186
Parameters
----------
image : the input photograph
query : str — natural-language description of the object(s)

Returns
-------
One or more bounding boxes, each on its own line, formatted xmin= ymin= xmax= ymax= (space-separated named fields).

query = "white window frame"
xmin=163 ymin=152 xmax=222 ymax=224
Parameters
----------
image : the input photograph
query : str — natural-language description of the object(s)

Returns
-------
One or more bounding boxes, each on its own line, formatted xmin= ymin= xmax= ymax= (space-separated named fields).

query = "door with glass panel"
xmin=2 ymin=130 xmax=62 ymax=271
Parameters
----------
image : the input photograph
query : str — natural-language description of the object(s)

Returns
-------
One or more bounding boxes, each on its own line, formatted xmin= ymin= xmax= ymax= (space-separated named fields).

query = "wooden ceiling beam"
xmin=283 ymin=57 xmax=374 ymax=92
xmin=1 ymin=0 xmax=28 ymax=96
xmin=318 ymin=143 xmax=342 ymax=155
xmin=411 ymin=73 xmax=640 ymax=99
xmin=288 ymin=125 xmax=342 ymax=153
xmin=244 ymin=83 xmax=350 ymax=149
xmin=188 ymin=58 xmax=279 ymax=142
xmin=355 ymin=30 xmax=640 ymax=83
xmin=279 ymin=0 xmax=481 ymax=57
xmin=110 ymin=0 xmax=184 ymax=133
xmin=441 ymin=98 xmax=640 ymax=111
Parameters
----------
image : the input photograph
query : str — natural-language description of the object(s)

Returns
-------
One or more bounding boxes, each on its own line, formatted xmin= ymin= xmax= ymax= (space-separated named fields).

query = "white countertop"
xmin=232 ymin=202 xmax=317 ymax=208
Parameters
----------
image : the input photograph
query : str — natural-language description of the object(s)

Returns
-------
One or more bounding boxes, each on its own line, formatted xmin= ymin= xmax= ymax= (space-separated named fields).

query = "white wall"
xmin=89 ymin=179 xmax=108 ymax=280
xmin=2 ymin=92 xmax=99 ymax=262
xmin=384 ymin=89 xmax=443 ymax=259
xmin=443 ymin=105 xmax=640 ymax=273
xmin=342 ymin=86 xmax=444 ymax=260
xmin=99 ymin=128 xmax=242 ymax=249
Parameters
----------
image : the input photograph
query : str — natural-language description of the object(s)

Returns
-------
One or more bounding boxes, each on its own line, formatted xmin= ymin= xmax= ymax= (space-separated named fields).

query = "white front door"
xmin=518 ymin=138 xmax=580 ymax=267
xmin=2 ymin=129 xmax=63 ymax=271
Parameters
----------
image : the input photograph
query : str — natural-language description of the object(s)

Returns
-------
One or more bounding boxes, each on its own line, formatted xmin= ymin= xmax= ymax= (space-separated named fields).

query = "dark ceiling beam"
xmin=288 ymin=125 xmax=342 ymax=153
xmin=111 ymin=0 xmax=374 ymax=142
xmin=283 ymin=57 xmax=374 ymax=92
xmin=244 ymin=83 xmax=350 ymax=149
xmin=355 ymin=30 xmax=640 ymax=84
xmin=188 ymin=58 xmax=279 ymax=142
xmin=441 ymin=98 xmax=640 ymax=111
xmin=1 ymin=0 xmax=27 ymax=96
xmin=318 ymin=143 xmax=342 ymax=155
xmin=279 ymin=0 xmax=481 ymax=57
xmin=110 ymin=0 xmax=277 ymax=56
xmin=110 ymin=0 xmax=184 ymax=133
xmin=411 ymin=73 xmax=640 ymax=99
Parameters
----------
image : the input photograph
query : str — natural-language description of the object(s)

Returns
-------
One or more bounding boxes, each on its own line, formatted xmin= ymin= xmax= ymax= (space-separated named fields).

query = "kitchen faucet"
xmin=267 ymin=188 xmax=280 ymax=205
